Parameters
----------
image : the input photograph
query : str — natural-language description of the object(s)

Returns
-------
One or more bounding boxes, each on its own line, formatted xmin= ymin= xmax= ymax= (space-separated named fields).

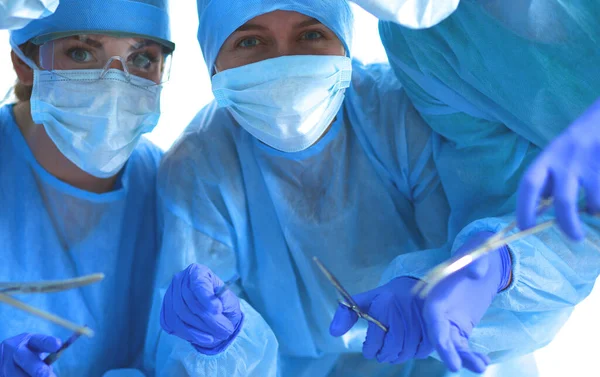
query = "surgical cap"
xmin=10 ymin=0 xmax=174 ymax=52
xmin=196 ymin=0 xmax=354 ymax=74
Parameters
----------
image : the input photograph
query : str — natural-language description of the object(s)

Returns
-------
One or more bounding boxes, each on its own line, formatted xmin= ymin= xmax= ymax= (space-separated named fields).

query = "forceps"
xmin=0 ymin=273 xmax=104 ymax=337
xmin=414 ymin=198 xmax=598 ymax=298
xmin=313 ymin=257 xmax=388 ymax=332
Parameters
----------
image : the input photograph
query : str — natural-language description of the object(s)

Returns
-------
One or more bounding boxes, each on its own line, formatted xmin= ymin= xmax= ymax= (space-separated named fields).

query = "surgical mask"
xmin=212 ymin=55 xmax=352 ymax=153
xmin=0 ymin=0 xmax=59 ymax=30
xmin=30 ymin=69 xmax=162 ymax=178
xmin=12 ymin=40 xmax=162 ymax=178
xmin=350 ymin=0 xmax=460 ymax=29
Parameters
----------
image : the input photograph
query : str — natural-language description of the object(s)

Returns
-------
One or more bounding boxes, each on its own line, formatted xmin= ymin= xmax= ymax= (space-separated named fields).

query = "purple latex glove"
xmin=518 ymin=97 xmax=600 ymax=241
xmin=329 ymin=277 xmax=434 ymax=365
xmin=421 ymin=231 xmax=512 ymax=373
xmin=160 ymin=264 xmax=244 ymax=355
xmin=0 ymin=333 xmax=62 ymax=377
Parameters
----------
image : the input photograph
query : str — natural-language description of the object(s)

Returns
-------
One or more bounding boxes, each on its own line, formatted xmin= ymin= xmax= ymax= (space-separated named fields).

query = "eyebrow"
xmin=234 ymin=17 xmax=323 ymax=33
xmin=293 ymin=18 xmax=323 ymax=29
xmin=67 ymin=36 xmax=159 ymax=52
xmin=235 ymin=23 xmax=269 ymax=32
xmin=69 ymin=36 xmax=103 ymax=49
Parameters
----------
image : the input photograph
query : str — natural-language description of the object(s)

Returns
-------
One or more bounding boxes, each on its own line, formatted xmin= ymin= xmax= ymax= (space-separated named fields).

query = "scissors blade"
xmin=312 ymin=257 xmax=358 ymax=309
xmin=44 ymin=330 xmax=83 ymax=365
xmin=0 ymin=273 xmax=105 ymax=294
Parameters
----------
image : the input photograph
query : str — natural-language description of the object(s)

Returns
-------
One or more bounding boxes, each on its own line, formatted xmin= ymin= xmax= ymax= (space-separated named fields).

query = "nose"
xmin=105 ymin=56 xmax=127 ymax=72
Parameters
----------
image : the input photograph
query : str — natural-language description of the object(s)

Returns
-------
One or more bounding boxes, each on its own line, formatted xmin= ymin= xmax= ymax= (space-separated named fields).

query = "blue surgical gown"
xmin=144 ymin=62 xmax=580 ymax=376
xmin=371 ymin=0 xmax=600 ymax=370
xmin=0 ymin=104 xmax=163 ymax=377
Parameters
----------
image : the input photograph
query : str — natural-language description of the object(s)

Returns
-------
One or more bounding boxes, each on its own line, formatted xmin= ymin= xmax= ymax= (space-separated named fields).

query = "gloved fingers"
xmin=179 ymin=321 xmax=218 ymax=346
xmin=451 ymin=326 xmax=488 ymax=374
xmin=362 ymin=292 xmax=389 ymax=360
xmin=423 ymin=300 xmax=461 ymax=372
xmin=180 ymin=279 xmax=235 ymax=336
xmin=413 ymin=301 xmax=434 ymax=360
xmin=554 ymin=172 xmax=584 ymax=241
xmin=25 ymin=335 xmax=62 ymax=354
xmin=459 ymin=350 xmax=489 ymax=374
xmin=329 ymin=303 xmax=359 ymax=337
xmin=376 ymin=314 xmax=406 ymax=364
xmin=330 ymin=288 xmax=378 ymax=337
xmin=13 ymin=347 xmax=55 ymax=377
xmin=219 ymin=290 xmax=243 ymax=326
xmin=160 ymin=300 xmax=215 ymax=345
xmin=185 ymin=265 xmax=223 ymax=314
xmin=362 ymin=320 xmax=387 ymax=360
xmin=582 ymin=173 xmax=600 ymax=215
xmin=517 ymin=157 xmax=551 ymax=231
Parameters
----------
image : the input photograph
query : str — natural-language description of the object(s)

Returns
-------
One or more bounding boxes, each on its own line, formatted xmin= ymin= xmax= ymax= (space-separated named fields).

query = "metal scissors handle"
xmin=414 ymin=199 xmax=599 ymax=298
xmin=313 ymin=257 xmax=388 ymax=333
xmin=0 ymin=273 xmax=104 ymax=337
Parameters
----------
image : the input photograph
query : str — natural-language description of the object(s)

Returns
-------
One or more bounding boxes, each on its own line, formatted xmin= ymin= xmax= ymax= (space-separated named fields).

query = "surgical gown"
xmin=0 ymin=104 xmax=163 ymax=377
xmin=145 ymin=62 xmax=583 ymax=376
xmin=370 ymin=0 xmax=600 ymax=372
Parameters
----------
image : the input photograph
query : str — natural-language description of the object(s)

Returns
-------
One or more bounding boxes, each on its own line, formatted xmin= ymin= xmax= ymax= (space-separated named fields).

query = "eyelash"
xmin=235 ymin=29 xmax=327 ymax=50
xmin=64 ymin=43 xmax=161 ymax=63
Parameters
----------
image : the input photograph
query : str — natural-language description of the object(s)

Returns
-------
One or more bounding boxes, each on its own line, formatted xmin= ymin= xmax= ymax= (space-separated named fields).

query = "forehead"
xmin=234 ymin=10 xmax=324 ymax=32
xmin=50 ymin=34 xmax=160 ymax=49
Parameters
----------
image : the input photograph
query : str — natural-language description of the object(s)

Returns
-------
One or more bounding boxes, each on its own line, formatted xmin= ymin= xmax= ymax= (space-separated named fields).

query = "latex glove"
xmin=518 ymin=97 xmax=600 ymax=241
xmin=421 ymin=231 xmax=512 ymax=373
xmin=329 ymin=276 xmax=434 ymax=365
xmin=0 ymin=333 xmax=62 ymax=377
xmin=160 ymin=263 xmax=244 ymax=355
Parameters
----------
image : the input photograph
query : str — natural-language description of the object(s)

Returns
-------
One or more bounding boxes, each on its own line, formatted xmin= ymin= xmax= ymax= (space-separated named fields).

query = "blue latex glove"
xmin=330 ymin=277 xmax=434 ymax=365
xmin=330 ymin=232 xmax=511 ymax=373
xmin=0 ymin=333 xmax=62 ymax=377
xmin=160 ymin=263 xmax=244 ymax=355
xmin=518 ymin=97 xmax=600 ymax=241
xmin=421 ymin=232 xmax=512 ymax=373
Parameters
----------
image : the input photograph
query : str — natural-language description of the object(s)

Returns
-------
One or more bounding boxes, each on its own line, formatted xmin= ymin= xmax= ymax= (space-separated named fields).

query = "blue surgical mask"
xmin=212 ymin=55 xmax=353 ymax=153
xmin=30 ymin=68 xmax=162 ymax=178
xmin=11 ymin=39 xmax=162 ymax=178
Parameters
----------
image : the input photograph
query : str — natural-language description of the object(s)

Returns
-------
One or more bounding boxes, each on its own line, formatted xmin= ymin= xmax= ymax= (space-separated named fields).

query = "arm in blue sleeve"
xmin=143 ymin=137 xmax=279 ymax=377
xmin=382 ymin=214 xmax=600 ymax=363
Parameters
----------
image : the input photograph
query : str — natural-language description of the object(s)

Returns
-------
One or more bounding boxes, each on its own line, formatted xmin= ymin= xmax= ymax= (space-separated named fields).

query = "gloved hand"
xmin=329 ymin=232 xmax=511 ymax=373
xmin=0 ymin=333 xmax=62 ymax=377
xmin=518 ymin=97 xmax=600 ymax=241
xmin=160 ymin=263 xmax=244 ymax=355
xmin=329 ymin=276 xmax=433 ymax=365
xmin=420 ymin=231 xmax=512 ymax=373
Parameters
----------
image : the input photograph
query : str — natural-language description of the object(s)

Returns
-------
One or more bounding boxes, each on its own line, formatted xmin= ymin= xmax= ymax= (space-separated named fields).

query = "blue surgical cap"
xmin=197 ymin=0 xmax=354 ymax=73
xmin=10 ymin=0 xmax=174 ymax=52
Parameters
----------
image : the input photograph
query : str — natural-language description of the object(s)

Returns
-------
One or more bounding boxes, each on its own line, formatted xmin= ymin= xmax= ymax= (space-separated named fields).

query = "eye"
xmin=301 ymin=31 xmax=324 ymax=41
xmin=129 ymin=52 xmax=158 ymax=70
xmin=238 ymin=37 xmax=262 ymax=48
xmin=67 ymin=48 xmax=93 ymax=63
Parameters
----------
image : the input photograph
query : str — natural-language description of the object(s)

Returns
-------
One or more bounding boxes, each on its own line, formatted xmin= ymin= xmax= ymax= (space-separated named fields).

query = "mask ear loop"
xmin=4 ymin=38 xmax=42 ymax=107
xmin=9 ymin=37 xmax=41 ymax=71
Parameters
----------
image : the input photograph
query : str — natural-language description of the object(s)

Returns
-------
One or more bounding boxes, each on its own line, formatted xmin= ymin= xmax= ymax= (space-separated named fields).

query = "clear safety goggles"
xmin=36 ymin=34 xmax=173 ymax=87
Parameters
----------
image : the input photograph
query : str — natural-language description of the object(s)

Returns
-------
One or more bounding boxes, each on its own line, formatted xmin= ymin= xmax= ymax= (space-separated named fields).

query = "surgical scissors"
xmin=414 ymin=199 xmax=599 ymax=298
xmin=313 ymin=257 xmax=388 ymax=333
xmin=0 ymin=273 xmax=104 ymax=337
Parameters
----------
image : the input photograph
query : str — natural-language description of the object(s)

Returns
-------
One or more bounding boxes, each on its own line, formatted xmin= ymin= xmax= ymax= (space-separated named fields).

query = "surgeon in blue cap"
xmin=0 ymin=0 xmax=173 ymax=376
xmin=338 ymin=0 xmax=600 ymax=373
xmin=144 ymin=1 xmax=595 ymax=376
